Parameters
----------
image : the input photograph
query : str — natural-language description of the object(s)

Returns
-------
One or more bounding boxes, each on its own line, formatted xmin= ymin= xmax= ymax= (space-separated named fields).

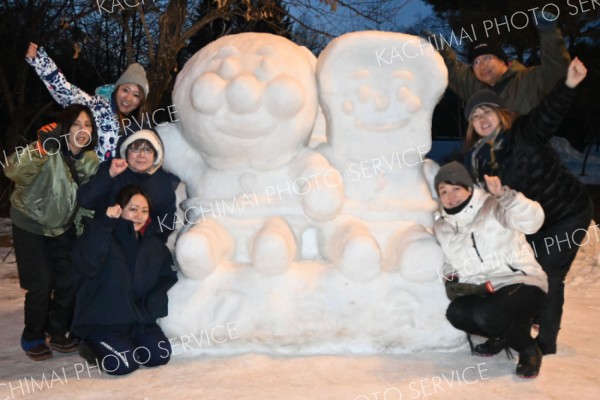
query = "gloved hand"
xmin=534 ymin=9 xmax=557 ymax=31
xmin=36 ymin=122 xmax=62 ymax=155
xmin=445 ymin=281 xmax=493 ymax=301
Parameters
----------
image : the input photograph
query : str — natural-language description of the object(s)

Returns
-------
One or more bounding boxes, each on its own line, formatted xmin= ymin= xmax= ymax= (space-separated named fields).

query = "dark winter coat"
xmin=77 ymin=161 xmax=176 ymax=241
xmin=466 ymin=82 xmax=590 ymax=229
xmin=440 ymin=27 xmax=570 ymax=115
xmin=71 ymin=215 xmax=177 ymax=339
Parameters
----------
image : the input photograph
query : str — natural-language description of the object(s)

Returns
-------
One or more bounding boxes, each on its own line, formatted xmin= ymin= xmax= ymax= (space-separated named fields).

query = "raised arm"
xmin=25 ymin=43 xmax=96 ymax=108
xmin=512 ymin=58 xmax=586 ymax=145
xmin=486 ymin=175 xmax=545 ymax=234
xmin=438 ymin=45 xmax=484 ymax=101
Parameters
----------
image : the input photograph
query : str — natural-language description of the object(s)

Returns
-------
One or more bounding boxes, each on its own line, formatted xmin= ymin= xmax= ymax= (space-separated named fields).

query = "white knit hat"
xmin=116 ymin=63 xmax=149 ymax=98
xmin=119 ymin=129 xmax=163 ymax=175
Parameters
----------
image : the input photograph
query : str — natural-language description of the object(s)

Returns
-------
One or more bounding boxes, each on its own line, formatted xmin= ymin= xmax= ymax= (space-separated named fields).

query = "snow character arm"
xmin=293 ymin=150 xmax=344 ymax=221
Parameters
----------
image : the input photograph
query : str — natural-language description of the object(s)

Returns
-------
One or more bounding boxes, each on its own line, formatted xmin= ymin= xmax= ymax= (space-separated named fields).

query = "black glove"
xmin=534 ymin=9 xmax=557 ymax=31
xmin=445 ymin=281 xmax=492 ymax=301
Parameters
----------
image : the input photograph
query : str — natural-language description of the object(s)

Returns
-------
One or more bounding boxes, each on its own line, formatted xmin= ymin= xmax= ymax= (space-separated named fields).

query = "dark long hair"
xmin=112 ymin=84 xmax=146 ymax=132
xmin=58 ymin=104 xmax=98 ymax=153
xmin=115 ymin=185 xmax=152 ymax=214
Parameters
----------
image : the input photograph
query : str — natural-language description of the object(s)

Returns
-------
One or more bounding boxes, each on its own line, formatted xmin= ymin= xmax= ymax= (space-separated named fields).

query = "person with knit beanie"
xmin=434 ymin=162 xmax=548 ymax=379
xmin=433 ymin=9 xmax=570 ymax=115
xmin=25 ymin=42 xmax=150 ymax=161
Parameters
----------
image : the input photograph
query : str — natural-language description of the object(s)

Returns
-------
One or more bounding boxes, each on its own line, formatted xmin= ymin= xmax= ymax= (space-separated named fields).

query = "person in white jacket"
xmin=433 ymin=161 xmax=547 ymax=379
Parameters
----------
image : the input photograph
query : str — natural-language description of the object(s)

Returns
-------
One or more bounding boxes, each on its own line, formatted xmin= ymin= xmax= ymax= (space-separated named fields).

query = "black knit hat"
xmin=434 ymin=161 xmax=474 ymax=193
xmin=464 ymin=89 xmax=503 ymax=120
xmin=468 ymin=39 xmax=508 ymax=65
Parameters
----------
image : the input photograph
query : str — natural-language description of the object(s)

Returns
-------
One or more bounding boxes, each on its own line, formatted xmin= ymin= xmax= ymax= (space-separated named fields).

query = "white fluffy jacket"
xmin=434 ymin=187 xmax=548 ymax=293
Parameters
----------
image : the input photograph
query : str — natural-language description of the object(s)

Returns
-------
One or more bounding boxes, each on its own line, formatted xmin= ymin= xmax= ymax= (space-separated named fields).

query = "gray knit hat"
xmin=434 ymin=161 xmax=474 ymax=193
xmin=116 ymin=63 xmax=149 ymax=98
xmin=464 ymin=89 xmax=503 ymax=120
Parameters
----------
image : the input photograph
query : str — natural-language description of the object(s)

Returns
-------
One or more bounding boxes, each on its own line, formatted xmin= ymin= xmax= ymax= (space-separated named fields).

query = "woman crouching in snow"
xmin=433 ymin=161 xmax=547 ymax=379
xmin=71 ymin=185 xmax=177 ymax=375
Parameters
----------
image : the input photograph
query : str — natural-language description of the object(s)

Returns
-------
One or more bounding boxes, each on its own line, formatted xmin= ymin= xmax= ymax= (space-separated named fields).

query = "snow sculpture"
xmin=157 ymin=32 xmax=343 ymax=279
xmin=157 ymin=32 xmax=463 ymax=354
xmin=316 ymin=31 xmax=447 ymax=283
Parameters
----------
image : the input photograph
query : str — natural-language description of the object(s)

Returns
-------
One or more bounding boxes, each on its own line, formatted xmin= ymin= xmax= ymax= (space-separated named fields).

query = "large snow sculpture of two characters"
xmin=156 ymin=31 xmax=463 ymax=353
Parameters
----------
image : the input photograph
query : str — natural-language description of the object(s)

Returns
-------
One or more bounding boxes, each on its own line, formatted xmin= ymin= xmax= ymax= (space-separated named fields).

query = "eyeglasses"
xmin=472 ymin=55 xmax=494 ymax=66
xmin=128 ymin=147 xmax=155 ymax=155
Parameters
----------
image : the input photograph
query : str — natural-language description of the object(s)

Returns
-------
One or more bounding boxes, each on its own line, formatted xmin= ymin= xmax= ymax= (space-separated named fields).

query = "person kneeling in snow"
xmin=71 ymin=185 xmax=177 ymax=376
xmin=433 ymin=162 xmax=547 ymax=379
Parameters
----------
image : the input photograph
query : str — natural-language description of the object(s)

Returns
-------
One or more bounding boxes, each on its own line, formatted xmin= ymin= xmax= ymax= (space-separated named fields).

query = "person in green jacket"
xmin=435 ymin=10 xmax=570 ymax=115
xmin=4 ymin=104 xmax=99 ymax=361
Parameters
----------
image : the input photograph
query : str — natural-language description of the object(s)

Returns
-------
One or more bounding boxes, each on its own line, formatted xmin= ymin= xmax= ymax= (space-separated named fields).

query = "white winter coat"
xmin=434 ymin=187 xmax=548 ymax=293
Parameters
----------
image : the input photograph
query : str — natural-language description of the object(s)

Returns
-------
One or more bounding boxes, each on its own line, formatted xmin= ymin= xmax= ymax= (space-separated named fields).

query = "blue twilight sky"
xmin=288 ymin=0 xmax=435 ymax=38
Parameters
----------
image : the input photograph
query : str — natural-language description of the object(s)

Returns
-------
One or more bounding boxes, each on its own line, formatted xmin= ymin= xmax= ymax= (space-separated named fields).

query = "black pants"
xmin=446 ymin=284 xmax=545 ymax=352
xmin=526 ymin=201 xmax=593 ymax=354
xmin=12 ymin=224 xmax=76 ymax=342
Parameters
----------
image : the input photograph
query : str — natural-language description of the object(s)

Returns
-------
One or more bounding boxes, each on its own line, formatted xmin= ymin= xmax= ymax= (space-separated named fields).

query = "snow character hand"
xmin=109 ymin=158 xmax=128 ymax=177
xmin=566 ymin=57 xmax=587 ymax=89
xmin=106 ymin=204 xmax=122 ymax=219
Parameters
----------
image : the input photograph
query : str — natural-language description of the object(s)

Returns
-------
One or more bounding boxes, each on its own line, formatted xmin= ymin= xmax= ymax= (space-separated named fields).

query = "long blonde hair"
xmin=464 ymin=105 xmax=516 ymax=151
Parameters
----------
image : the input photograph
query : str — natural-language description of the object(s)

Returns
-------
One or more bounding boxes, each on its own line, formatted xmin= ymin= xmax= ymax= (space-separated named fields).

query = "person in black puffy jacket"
xmin=77 ymin=128 xmax=177 ymax=242
xmin=71 ymin=185 xmax=177 ymax=375
xmin=463 ymin=58 xmax=593 ymax=356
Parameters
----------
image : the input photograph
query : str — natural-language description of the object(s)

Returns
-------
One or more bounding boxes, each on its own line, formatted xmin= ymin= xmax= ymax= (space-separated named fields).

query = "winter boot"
xmin=47 ymin=332 xmax=79 ymax=353
xmin=516 ymin=344 xmax=542 ymax=379
xmin=473 ymin=337 xmax=506 ymax=357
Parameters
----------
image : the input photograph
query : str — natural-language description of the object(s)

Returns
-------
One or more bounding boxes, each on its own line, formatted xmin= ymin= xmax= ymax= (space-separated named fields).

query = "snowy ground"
xmin=1 ymin=217 xmax=599 ymax=400
xmin=0 ymin=140 xmax=599 ymax=400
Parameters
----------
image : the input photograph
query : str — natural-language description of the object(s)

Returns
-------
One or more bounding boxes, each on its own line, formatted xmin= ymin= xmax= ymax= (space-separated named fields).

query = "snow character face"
xmin=173 ymin=33 xmax=318 ymax=170
xmin=317 ymin=31 xmax=448 ymax=162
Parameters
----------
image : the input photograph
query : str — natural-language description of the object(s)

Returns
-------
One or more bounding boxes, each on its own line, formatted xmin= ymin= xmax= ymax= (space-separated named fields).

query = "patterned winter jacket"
xmin=25 ymin=47 xmax=143 ymax=161
xmin=440 ymin=26 xmax=570 ymax=114
xmin=434 ymin=187 xmax=548 ymax=293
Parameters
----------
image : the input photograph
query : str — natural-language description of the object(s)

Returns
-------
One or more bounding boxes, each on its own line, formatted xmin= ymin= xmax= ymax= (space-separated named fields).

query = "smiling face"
xmin=121 ymin=194 xmax=150 ymax=232
xmin=126 ymin=139 xmax=156 ymax=173
xmin=173 ymin=33 xmax=318 ymax=169
xmin=316 ymin=32 xmax=448 ymax=160
xmin=115 ymin=83 xmax=143 ymax=115
xmin=471 ymin=105 xmax=501 ymax=138
xmin=438 ymin=183 xmax=473 ymax=209
xmin=67 ymin=111 xmax=93 ymax=155
xmin=472 ymin=54 xmax=508 ymax=86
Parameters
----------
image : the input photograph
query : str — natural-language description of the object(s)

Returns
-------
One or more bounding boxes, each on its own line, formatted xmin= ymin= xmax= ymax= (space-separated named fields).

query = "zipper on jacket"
xmin=506 ymin=264 xmax=527 ymax=276
xmin=471 ymin=233 xmax=484 ymax=263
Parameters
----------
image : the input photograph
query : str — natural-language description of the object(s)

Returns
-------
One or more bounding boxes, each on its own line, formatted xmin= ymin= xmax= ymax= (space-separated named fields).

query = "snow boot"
xmin=516 ymin=344 xmax=542 ymax=379
xmin=473 ymin=337 xmax=507 ymax=357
